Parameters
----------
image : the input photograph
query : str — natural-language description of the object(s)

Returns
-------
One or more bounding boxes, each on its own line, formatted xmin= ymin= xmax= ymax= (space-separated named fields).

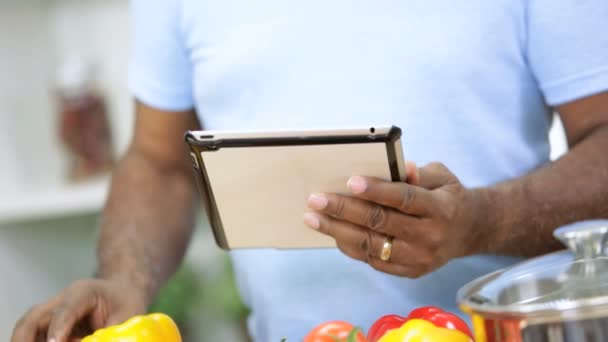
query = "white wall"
xmin=550 ymin=115 xmax=568 ymax=160
xmin=0 ymin=0 xmax=59 ymax=190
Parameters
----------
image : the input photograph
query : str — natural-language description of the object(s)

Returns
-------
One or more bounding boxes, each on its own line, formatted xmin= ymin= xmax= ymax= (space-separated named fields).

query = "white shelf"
xmin=0 ymin=176 xmax=110 ymax=225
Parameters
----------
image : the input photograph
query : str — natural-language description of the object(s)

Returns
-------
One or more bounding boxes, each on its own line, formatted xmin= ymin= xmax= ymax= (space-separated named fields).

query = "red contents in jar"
xmin=56 ymin=57 xmax=114 ymax=180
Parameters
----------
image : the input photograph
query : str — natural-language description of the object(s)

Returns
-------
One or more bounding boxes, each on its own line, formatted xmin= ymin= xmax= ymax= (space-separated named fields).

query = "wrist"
xmin=96 ymin=268 xmax=158 ymax=307
xmin=467 ymin=187 xmax=505 ymax=255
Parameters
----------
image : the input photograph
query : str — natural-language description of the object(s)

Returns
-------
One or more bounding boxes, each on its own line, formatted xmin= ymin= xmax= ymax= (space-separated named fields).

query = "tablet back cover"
xmin=201 ymin=142 xmax=397 ymax=249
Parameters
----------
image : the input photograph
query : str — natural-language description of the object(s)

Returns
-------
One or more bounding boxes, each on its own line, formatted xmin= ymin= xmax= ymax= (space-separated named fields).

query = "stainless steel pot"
xmin=458 ymin=220 xmax=608 ymax=342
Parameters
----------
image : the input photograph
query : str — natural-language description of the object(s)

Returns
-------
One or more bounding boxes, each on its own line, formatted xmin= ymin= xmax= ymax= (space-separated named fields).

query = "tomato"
xmin=304 ymin=321 xmax=367 ymax=342
xmin=367 ymin=315 xmax=408 ymax=342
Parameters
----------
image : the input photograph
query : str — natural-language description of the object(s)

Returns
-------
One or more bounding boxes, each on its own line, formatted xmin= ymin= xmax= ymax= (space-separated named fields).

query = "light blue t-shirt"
xmin=129 ymin=1 xmax=608 ymax=340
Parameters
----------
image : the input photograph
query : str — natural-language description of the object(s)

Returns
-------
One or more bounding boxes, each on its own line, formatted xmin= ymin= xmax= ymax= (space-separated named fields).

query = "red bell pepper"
xmin=416 ymin=310 xmax=473 ymax=339
xmin=367 ymin=307 xmax=474 ymax=342
xmin=406 ymin=306 xmax=443 ymax=319
xmin=367 ymin=315 xmax=408 ymax=342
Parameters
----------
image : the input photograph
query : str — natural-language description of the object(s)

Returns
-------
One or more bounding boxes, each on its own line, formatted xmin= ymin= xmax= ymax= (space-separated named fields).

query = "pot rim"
xmin=457 ymin=267 xmax=608 ymax=324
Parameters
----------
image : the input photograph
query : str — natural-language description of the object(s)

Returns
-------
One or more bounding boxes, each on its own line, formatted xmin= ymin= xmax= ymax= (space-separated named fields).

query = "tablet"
xmin=185 ymin=125 xmax=406 ymax=250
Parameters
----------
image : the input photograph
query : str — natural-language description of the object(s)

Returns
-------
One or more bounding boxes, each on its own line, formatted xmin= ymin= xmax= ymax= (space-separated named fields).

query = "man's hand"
xmin=304 ymin=92 xmax=608 ymax=273
xmin=11 ymin=279 xmax=147 ymax=342
xmin=304 ymin=162 xmax=486 ymax=278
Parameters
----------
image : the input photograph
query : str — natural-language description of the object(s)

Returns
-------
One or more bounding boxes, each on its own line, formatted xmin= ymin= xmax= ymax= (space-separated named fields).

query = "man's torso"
xmin=179 ymin=1 xmax=549 ymax=339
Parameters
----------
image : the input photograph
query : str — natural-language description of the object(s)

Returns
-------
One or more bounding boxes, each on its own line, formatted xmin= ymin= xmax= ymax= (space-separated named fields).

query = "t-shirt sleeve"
xmin=526 ymin=0 xmax=608 ymax=107
xmin=128 ymin=0 xmax=194 ymax=111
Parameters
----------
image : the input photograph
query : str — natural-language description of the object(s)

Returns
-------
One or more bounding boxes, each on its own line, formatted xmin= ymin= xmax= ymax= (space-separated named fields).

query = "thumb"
xmin=404 ymin=160 xmax=420 ymax=185
xmin=417 ymin=162 xmax=454 ymax=190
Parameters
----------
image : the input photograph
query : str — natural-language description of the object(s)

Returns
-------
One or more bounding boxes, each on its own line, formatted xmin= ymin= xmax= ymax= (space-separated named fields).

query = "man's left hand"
xmin=303 ymin=162 xmax=487 ymax=278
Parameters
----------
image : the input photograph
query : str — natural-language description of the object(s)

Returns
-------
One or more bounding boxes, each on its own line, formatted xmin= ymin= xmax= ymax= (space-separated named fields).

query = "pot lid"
xmin=458 ymin=219 xmax=608 ymax=321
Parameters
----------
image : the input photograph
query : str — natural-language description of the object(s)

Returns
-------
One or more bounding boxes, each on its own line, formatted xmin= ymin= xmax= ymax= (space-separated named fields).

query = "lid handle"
xmin=554 ymin=220 xmax=608 ymax=261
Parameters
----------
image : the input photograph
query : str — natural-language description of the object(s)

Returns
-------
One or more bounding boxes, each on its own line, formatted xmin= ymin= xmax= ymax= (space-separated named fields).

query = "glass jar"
xmin=55 ymin=56 xmax=114 ymax=181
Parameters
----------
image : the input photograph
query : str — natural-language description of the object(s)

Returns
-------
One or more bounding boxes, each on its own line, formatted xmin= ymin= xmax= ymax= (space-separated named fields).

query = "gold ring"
xmin=380 ymin=236 xmax=393 ymax=262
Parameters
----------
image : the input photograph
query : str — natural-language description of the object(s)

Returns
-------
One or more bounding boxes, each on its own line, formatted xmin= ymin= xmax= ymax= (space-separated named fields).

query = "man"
xmin=12 ymin=0 xmax=608 ymax=341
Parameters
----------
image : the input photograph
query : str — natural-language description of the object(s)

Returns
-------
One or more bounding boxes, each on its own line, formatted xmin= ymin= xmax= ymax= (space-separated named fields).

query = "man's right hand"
xmin=11 ymin=279 xmax=147 ymax=342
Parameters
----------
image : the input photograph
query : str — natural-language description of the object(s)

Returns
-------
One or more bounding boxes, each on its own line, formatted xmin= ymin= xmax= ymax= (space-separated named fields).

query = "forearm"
xmin=477 ymin=124 xmax=608 ymax=257
xmin=95 ymin=147 xmax=197 ymax=305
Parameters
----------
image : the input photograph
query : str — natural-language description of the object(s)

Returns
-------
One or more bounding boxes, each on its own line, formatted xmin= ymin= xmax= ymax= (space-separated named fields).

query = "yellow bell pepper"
xmin=377 ymin=319 xmax=471 ymax=342
xmin=81 ymin=313 xmax=182 ymax=342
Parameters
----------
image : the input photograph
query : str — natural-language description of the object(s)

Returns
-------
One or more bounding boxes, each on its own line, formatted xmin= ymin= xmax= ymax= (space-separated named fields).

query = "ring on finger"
xmin=380 ymin=236 xmax=394 ymax=262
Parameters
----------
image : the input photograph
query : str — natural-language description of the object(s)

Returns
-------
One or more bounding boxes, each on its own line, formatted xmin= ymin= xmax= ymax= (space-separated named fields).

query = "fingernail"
xmin=49 ymin=339 xmax=56 ymax=342
xmin=303 ymin=212 xmax=320 ymax=230
xmin=347 ymin=176 xmax=367 ymax=194
xmin=307 ymin=193 xmax=328 ymax=210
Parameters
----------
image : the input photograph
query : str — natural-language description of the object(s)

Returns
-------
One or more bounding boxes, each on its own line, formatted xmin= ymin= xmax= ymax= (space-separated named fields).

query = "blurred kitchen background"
xmin=0 ymin=0 xmax=568 ymax=341
xmin=0 ymin=0 xmax=249 ymax=340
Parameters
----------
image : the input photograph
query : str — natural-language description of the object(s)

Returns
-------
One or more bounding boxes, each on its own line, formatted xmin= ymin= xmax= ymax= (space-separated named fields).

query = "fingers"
xmin=13 ymin=279 xmax=140 ymax=342
xmin=12 ymin=295 xmax=60 ymax=342
xmin=12 ymin=306 xmax=49 ymax=342
xmin=345 ymin=176 xmax=436 ymax=215
xmin=306 ymin=213 xmax=383 ymax=261
xmin=307 ymin=193 xmax=419 ymax=238
xmin=307 ymin=213 xmax=420 ymax=268
xmin=47 ymin=282 xmax=97 ymax=342
xmin=367 ymin=258 xmax=422 ymax=278
xmin=303 ymin=161 xmax=460 ymax=278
